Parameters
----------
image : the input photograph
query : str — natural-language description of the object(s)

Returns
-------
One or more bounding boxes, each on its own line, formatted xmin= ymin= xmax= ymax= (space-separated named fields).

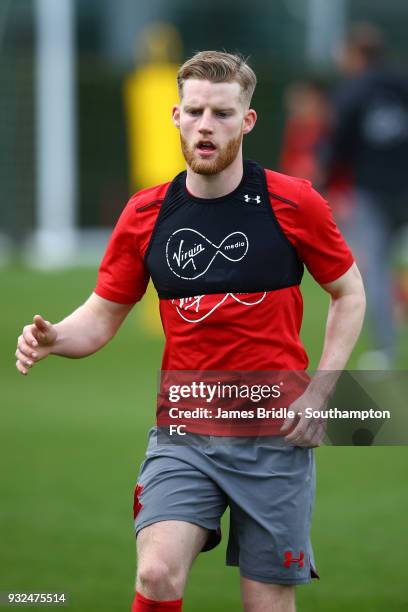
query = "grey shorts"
xmin=134 ymin=427 xmax=318 ymax=585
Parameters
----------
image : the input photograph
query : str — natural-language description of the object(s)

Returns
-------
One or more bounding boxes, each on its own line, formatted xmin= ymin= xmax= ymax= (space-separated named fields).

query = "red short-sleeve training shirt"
xmin=95 ymin=169 xmax=353 ymax=372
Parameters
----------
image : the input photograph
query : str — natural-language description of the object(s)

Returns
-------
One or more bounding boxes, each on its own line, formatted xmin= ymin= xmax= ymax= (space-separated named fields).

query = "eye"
xmin=187 ymin=108 xmax=201 ymax=116
xmin=215 ymin=111 xmax=229 ymax=118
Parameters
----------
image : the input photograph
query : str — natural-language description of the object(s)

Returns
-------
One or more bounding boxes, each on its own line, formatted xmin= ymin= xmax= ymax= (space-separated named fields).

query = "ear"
xmin=172 ymin=104 xmax=180 ymax=129
xmin=242 ymin=108 xmax=257 ymax=135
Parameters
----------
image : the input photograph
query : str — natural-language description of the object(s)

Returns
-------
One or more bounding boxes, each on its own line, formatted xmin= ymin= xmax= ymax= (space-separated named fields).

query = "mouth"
xmin=196 ymin=140 xmax=217 ymax=156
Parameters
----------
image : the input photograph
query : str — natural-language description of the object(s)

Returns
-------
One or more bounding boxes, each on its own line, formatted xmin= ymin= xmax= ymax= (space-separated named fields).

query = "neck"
xmin=185 ymin=155 xmax=244 ymax=199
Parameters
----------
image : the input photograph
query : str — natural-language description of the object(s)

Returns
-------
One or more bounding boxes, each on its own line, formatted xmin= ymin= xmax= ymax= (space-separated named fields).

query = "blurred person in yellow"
xmin=124 ymin=23 xmax=185 ymax=336
xmin=16 ymin=51 xmax=365 ymax=612
xmin=323 ymin=23 xmax=408 ymax=368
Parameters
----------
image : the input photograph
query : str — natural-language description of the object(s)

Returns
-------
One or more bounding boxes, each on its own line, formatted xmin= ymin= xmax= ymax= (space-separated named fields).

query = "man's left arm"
xmin=281 ymin=262 xmax=366 ymax=446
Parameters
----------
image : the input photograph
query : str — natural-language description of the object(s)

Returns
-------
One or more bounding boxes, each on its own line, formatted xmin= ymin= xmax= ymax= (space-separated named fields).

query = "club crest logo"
xmin=166 ymin=228 xmax=249 ymax=280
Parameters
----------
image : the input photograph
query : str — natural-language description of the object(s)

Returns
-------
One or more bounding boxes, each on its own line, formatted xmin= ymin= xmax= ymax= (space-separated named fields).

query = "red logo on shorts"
xmin=283 ymin=551 xmax=304 ymax=568
xmin=133 ymin=484 xmax=144 ymax=520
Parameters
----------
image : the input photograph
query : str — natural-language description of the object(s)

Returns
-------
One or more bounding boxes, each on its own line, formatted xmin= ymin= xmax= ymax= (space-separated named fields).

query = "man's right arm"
xmin=15 ymin=293 xmax=133 ymax=376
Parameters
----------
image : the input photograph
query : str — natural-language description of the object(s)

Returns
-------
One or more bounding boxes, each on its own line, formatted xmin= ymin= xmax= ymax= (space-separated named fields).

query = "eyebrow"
xmin=184 ymin=105 xmax=236 ymax=113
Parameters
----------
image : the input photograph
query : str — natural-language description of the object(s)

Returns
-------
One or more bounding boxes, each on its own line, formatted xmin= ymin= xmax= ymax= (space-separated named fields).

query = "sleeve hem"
xmin=94 ymin=284 xmax=139 ymax=305
xmin=311 ymin=257 xmax=355 ymax=285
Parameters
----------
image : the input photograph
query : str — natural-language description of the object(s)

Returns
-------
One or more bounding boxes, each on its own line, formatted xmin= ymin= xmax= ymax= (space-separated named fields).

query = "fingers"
xmin=16 ymin=358 xmax=29 ymax=376
xmin=16 ymin=335 xmax=38 ymax=360
xmin=280 ymin=412 xmax=296 ymax=434
xmin=291 ymin=422 xmax=319 ymax=448
xmin=20 ymin=317 xmax=53 ymax=351
xmin=280 ymin=410 xmax=313 ymax=445
xmin=22 ymin=324 xmax=39 ymax=348
xmin=285 ymin=418 xmax=327 ymax=448
xmin=33 ymin=315 xmax=51 ymax=334
xmin=33 ymin=314 xmax=49 ymax=332
xmin=281 ymin=391 xmax=328 ymax=448
xmin=284 ymin=417 xmax=308 ymax=445
xmin=15 ymin=333 xmax=40 ymax=375
xmin=308 ymin=423 xmax=326 ymax=448
xmin=16 ymin=319 xmax=48 ymax=376
xmin=32 ymin=315 xmax=51 ymax=343
xmin=16 ymin=351 xmax=32 ymax=372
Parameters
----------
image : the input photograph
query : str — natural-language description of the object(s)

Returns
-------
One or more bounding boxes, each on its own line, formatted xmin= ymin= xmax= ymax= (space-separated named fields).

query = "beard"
xmin=180 ymin=132 xmax=243 ymax=175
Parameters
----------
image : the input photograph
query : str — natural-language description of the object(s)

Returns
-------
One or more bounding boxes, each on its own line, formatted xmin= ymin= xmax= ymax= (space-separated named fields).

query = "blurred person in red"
xmin=280 ymin=80 xmax=330 ymax=186
xmin=324 ymin=23 xmax=408 ymax=368
xmin=15 ymin=51 xmax=365 ymax=612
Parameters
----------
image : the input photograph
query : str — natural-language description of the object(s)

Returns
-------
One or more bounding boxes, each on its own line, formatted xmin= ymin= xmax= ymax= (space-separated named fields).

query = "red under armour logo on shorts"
xmin=283 ymin=551 xmax=304 ymax=568
xmin=133 ymin=484 xmax=144 ymax=519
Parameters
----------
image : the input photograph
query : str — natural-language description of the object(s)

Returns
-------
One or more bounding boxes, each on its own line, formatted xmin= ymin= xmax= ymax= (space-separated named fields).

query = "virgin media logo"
xmin=166 ymin=228 xmax=249 ymax=280
xmin=171 ymin=292 xmax=267 ymax=323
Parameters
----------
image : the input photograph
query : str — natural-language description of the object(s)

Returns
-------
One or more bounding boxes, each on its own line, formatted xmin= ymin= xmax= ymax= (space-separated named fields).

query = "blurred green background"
xmin=1 ymin=267 xmax=407 ymax=611
xmin=3 ymin=0 xmax=408 ymax=239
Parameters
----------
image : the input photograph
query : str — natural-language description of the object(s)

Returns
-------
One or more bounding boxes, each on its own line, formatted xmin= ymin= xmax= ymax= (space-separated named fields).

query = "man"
xmin=324 ymin=23 xmax=408 ymax=368
xmin=16 ymin=52 xmax=365 ymax=612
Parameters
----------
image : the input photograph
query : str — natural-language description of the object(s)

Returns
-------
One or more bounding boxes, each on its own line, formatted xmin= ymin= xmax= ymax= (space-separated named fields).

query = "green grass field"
xmin=1 ymin=266 xmax=407 ymax=611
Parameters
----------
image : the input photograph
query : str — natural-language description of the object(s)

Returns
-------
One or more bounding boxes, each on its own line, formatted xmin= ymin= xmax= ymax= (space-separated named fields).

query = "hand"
xmin=280 ymin=390 xmax=327 ymax=448
xmin=15 ymin=315 xmax=58 ymax=376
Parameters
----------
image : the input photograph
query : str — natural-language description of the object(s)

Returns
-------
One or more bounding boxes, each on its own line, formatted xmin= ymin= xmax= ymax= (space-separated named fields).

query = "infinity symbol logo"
xmin=172 ymin=292 xmax=267 ymax=323
xmin=166 ymin=228 xmax=249 ymax=280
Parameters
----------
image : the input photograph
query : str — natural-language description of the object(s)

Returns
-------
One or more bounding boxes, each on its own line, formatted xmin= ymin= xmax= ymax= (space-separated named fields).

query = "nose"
xmin=198 ymin=109 xmax=214 ymax=135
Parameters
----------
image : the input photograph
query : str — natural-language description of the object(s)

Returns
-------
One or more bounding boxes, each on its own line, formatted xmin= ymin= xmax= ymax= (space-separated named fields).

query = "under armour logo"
xmin=244 ymin=194 xmax=261 ymax=204
xmin=283 ymin=551 xmax=304 ymax=568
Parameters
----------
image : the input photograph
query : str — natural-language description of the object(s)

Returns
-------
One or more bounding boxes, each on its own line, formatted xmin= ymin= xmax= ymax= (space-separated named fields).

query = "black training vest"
xmin=145 ymin=160 xmax=303 ymax=299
